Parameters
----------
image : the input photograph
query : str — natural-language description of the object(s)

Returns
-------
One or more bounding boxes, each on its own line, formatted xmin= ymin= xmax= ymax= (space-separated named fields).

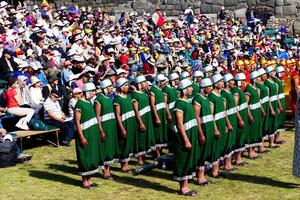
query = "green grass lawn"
xmin=1 ymin=129 xmax=300 ymax=200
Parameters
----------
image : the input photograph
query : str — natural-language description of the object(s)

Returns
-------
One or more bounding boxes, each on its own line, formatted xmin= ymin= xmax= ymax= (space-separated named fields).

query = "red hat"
xmin=15 ymin=48 xmax=24 ymax=55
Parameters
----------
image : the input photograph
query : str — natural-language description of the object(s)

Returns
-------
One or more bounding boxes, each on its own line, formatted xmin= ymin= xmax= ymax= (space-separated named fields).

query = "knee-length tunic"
xmin=264 ymin=79 xmax=279 ymax=135
xmin=150 ymin=85 xmax=168 ymax=147
xmin=274 ymin=77 xmax=286 ymax=132
xmin=132 ymin=91 xmax=156 ymax=155
xmin=193 ymin=93 xmax=215 ymax=166
xmin=75 ymin=99 xmax=103 ymax=176
xmin=114 ymin=94 xmax=137 ymax=162
xmin=221 ymin=89 xmax=237 ymax=157
xmin=244 ymin=84 xmax=263 ymax=147
xmin=173 ymin=98 xmax=198 ymax=181
xmin=207 ymin=91 xmax=227 ymax=161
xmin=95 ymin=93 xmax=119 ymax=165
xmin=257 ymin=82 xmax=270 ymax=137
xmin=231 ymin=87 xmax=249 ymax=152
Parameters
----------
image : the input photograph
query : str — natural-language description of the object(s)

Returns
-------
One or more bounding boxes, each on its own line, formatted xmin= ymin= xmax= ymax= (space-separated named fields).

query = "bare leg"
xmin=212 ymin=162 xmax=219 ymax=177
xmin=196 ymin=166 xmax=207 ymax=183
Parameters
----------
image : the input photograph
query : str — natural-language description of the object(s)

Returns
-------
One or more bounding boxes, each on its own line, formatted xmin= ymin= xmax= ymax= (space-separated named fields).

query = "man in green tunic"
xmin=132 ymin=75 xmax=155 ymax=165
xmin=150 ymin=74 xmax=168 ymax=157
xmin=265 ymin=66 xmax=280 ymax=148
xmin=232 ymin=72 xmax=249 ymax=166
xmin=114 ymin=78 xmax=137 ymax=172
xmin=193 ymin=77 xmax=215 ymax=185
xmin=74 ymin=82 xmax=103 ymax=189
xmin=245 ymin=71 xmax=264 ymax=159
xmin=94 ymin=79 xmax=119 ymax=179
xmin=174 ymin=78 xmax=198 ymax=196
xmin=221 ymin=73 xmax=238 ymax=171
xmin=274 ymin=66 xmax=286 ymax=145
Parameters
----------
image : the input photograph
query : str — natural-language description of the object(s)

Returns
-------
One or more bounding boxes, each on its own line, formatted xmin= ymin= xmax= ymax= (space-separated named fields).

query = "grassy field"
xmin=1 ymin=126 xmax=300 ymax=200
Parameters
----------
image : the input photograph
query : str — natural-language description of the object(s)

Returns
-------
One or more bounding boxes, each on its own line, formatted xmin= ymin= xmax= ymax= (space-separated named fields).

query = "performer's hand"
xmin=100 ymin=131 xmax=106 ymax=141
xmin=248 ymin=115 xmax=254 ymax=124
xmin=80 ymin=137 xmax=88 ymax=148
xmin=184 ymin=140 xmax=192 ymax=150
xmin=167 ymin=115 xmax=172 ymax=123
xmin=227 ymin=123 xmax=233 ymax=133
xmin=214 ymin=129 xmax=220 ymax=138
xmin=155 ymin=117 xmax=161 ymax=126
xmin=199 ymin=135 xmax=206 ymax=145
xmin=262 ymin=110 xmax=266 ymax=120
xmin=140 ymin=123 xmax=146 ymax=132
xmin=238 ymin=119 xmax=245 ymax=128
xmin=121 ymin=129 xmax=127 ymax=139
xmin=279 ymin=105 xmax=283 ymax=113
xmin=271 ymin=110 xmax=275 ymax=117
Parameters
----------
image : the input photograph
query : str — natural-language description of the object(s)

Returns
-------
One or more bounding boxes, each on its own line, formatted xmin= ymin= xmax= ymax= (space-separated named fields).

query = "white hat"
xmin=82 ymin=82 xmax=96 ymax=92
xmin=234 ymin=72 xmax=246 ymax=81
xmin=155 ymin=74 xmax=167 ymax=83
xmin=204 ymin=65 xmax=213 ymax=73
xmin=168 ymin=72 xmax=179 ymax=81
xmin=99 ymin=55 xmax=109 ymax=62
xmin=3 ymin=134 xmax=13 ymax=142
xmin=0 ymin=1 xmax=8 ymax=8
xmin=266 ymin=66 xmax=275 ymax=74
xmin=180 ymin=71 xmax=190 ymax=80
xmin=116 ymin=68 xmax=127 ymax=75
xmin=116 ymin=78 xmax=128 ymax=88
xmin=178 ymin=79 xmax=192 ymax=90
xmin=72 ymin=88 xmax=82 ymax=94
xmin=257 ymin=68 xmax=266 ymax=76
xmin=67 ymin=49 xmax=77 ymax=57
xmin=18 ymin=27 xmax=25 ymax=34
xmin=30 ymin=76 xmax=40 ymax=85
xmin=200 ymin=77 xmax=213 ymax=88
xmin=120 ymin=47 xmax=128 ymax=54
xmin=55 ymin=20 xmax=64 ymax=27
xmin=276 ymin=66 xmax=285 ymax=73
xmin=100 ymin=79 xmax=112 ymax=89
xmin=250 ymin=71 xmax=260 ymax=80
xmin=62 ymin=27 xmax=69 ymax=32
xmin=73 ymin=55 xmax=84 ymax=62
xmin=193 ymin=70 xmax=203 ymax=78
xmin=33 ymin=5 xmax=39 ymax=10
xmin=107 ymin=48 xmax=116 ymax=54
xmin=136 ymin=75 xmax=147 ymax=84
xmin=211 ymin=73 xmax=223 ymax=84
xmin=18 ymin=75 xmax=28 ymax=82
xmin=74 ymin=35 xmax=83 ymax=42
xmin=223 ymin=73 xmax=234 ymax=83
xmin=18 ymin=62 xmax=29 ymax=69
xmin=27 ymin=49 xmax=34 ymax=57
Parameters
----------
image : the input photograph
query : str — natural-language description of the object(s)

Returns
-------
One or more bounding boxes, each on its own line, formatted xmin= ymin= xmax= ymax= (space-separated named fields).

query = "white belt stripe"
xmin=239 ymin=102 xmax=248 ymax=111
xmin=261 ymin=96 xmax=269 ymax=104
xmin=173 ymin=119 xmax=197 ymax=133
xmin=121 ymin=111 xmax=135 ymax=121
xmin=249 ymin=102 xmax=260 ymax=110
xmin=215 ymin=111 xmax=226 ymax=121
xmin=270 ymin=95 xmax=278 ymax=102
xmin=156 ymin=102 xmax=166 ymax=111
xmin=139 ymin=106 xmax=151 ymax=117
xmin=278 ymin=93 xmax=285 ymax=99
xmin=227 ymin=107 xmax=237 ymax=115
xmin=169 ymin=102 xmax=175 ymax=110
xmin=201 ymin=114 xmax=214 ymax=123
xmin=101 ymin=113 xmax=115 ymax=122
xmin=81 ymin=117 xmax=98 ymax=131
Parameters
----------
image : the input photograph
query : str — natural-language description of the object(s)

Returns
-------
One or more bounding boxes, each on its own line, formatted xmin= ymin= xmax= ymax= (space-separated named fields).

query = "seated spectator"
xmin=4 ymin=77 xmax=35 ymax=130
xmin=29 ymin=76 xmax=44 ymax=118
xmin=68 ymin=88 xmax=82 ymax=118
xmin=0 ymin=49 xmax=18 ymax=79
xmin=43 ymin=89 xmax=74 ymax=146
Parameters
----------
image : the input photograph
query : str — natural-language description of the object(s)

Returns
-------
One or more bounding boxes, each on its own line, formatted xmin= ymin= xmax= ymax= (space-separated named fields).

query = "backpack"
xmin=0 ymin=141 xmax=18 ymax=168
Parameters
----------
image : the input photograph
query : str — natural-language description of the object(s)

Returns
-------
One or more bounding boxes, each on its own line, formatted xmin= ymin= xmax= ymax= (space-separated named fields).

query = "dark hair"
xmin=8 ymin=77 xmax=17 ymax=87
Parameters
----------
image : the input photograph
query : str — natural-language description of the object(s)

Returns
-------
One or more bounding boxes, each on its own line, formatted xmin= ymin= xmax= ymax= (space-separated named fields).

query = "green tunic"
xmin=173 ymin=98 xmax=198 ymax=181
xmin=75 ymin=99 xmax=103 ymax=176
xmin=114 ymin=94 xmax=137 ymax=162
xmin=221 ymin=89 xmax=237 ymax=156
xmin=150 ymin=85 xmax=168 ymax=147
xmin=274 ymin=78 xmax=286 ymax=132
xmin=231 ymin=87 xmax=249 ymax=152
xmin=264 ymin=79 xmax=280 ymax=135
xmin=95 ymin=93 xmax=119 ymax=165
xmin=244 ymin=84 xmax=263 ymax=147
xmin=132 ymin=91 xmax=156 ymax=155
xmin=257 ymin=82 xmax=270 ymax=137
xmin=207 ymin=91 xmax=227 ymax=162
xmin=193 ymin=93 xmax=214 ymax=166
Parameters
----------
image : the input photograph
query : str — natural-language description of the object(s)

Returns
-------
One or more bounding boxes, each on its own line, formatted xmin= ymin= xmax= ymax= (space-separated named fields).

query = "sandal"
xmin=82 ymin=185 xmax=94 ymax=190
xmin=268 ymin=145 xmax=280 ymax=148
xmin=90 ymin=183 xmax=100 ymax=188
xmin=195 ymin=180 xmax=210 ymax=186
xmin=103 ymin=175 xmax=113 ymax=180
xmin=223 ymin=167 xmax=237 ymax=172
xmin=178 ymin=190 xmax=198 ymax=196
xmin=122 ymin=169 xmax=132 ymax=173
xmin=275 ymin=140 xmax=286 ymax=145
xmin=235 ymin=161 xmax=249 ymax=166
xmin=258 ymin=150 xmax=270 ymax=154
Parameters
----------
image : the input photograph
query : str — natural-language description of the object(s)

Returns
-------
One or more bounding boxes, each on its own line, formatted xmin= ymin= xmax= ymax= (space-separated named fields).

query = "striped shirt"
xmin=43 ymin=98 xmax=62 ymax=121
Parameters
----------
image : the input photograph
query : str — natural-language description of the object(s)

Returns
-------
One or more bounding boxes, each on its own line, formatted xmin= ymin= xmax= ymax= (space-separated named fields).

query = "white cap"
xmin=180 ymin=71 xmax=190 ymax=80
xmin=200 ymin=77 xmax=213 ymax=88
xmin=82 ymin=82 xmax=96 ymax=92
xmin=116 ymin=78 xmax=128 ymax=88
xmin=266 ymin=66 xmax=275 ymax=74
xmin=223 ymin=73 xmax=234 ymax=83
xmin=204 ymin=65 xmax=213 ymax=73
xmin=100 ymin=79 xmax=112 ymax=89
xmin=116 ymin=68 xmax=127 ymax=75
xmin=276 ymin=66 xmax=285 ymax=73
xmin=168 ymin=72 xmax=179 ymax=81
xmin=135 ymin=75 xmax=147 ymax=84
xmin=234 ymin=72 xmax=246 ymax=81
xmin=3 ymin=134 xmax=13 ymax=142
xmin=211 ymin=73 xmax=223 ymax=84
xmin=257 ymin=68 xmax=266 ymax=76
xmin=155 ymin=74 xmax=167 ymax=82
xmin=30 ymin=76 xmax=40 ymax=85
xmin=250 ymin=71 xmax=260 ymax=80
xmin=178 ymin=79 xmax=193 ymax=90
xmin=193 ymin=70 xmax=203 ymax=78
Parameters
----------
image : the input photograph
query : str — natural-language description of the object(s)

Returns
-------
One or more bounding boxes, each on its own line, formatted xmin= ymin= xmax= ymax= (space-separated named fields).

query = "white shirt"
xmin=29 ymin=87 xmax=44 ymax=105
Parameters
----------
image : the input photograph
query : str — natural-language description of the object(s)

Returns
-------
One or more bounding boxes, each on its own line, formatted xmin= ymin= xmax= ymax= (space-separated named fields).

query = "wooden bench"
xmin=13 ymin=128 xmax=60 ymax=150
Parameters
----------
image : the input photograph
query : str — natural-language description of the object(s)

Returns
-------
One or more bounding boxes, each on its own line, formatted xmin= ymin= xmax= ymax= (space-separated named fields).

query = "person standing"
xmin=173 ymin=78 xmax=198 ymax=196
xmin=94 ymin=79 xmax=118 ymax=179
xmin=74 ymin=82 xmax=103 ymax=189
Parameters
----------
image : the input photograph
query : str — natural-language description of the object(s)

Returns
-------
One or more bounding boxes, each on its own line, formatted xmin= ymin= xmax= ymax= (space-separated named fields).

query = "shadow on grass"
xmin=29 ymin=170 xmax=81 ymax=187
xmin=47 ymin=164 xmax=78 ymax=175
xmin=113 ymin=175 xmax=177 ymax=194
xmin=64 ymin=159 xmax=77 ymax=165
xmin=136 ymin=168 xmax=173 ymax=180
xmin=224 ymin=173 xmax=300 ymax=189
